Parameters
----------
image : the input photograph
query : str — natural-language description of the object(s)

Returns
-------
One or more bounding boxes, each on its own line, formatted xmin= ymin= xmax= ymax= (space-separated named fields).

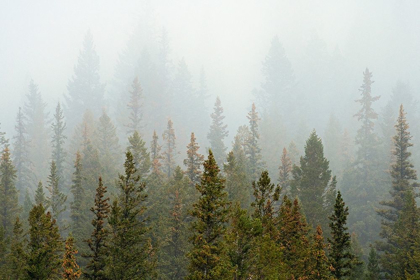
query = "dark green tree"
xmin=365 ymin=247 xmax=379 ymax=280
xmin=35 ymin=181 xmax=46 ymax=206
xmin=127 ymin=130 xmax=151 ymax=179
xmin=51 ymin=102 xmax=67 ymax=191
xmin=183 ymin=132 xmax=204 ymax=185
xmin=7 ymin=217 xmax=27 ymax=279
xmin=207 ymin=97 xmax=228 ymax=166
xmin=187 ymin=150 xmax=231 ymax=279
xmin=47 ymin=160 xmax=67 ymax=227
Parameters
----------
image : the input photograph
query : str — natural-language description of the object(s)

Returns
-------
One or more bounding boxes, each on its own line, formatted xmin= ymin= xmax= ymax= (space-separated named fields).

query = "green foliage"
xmin=126 ymin=77 xmax=143 ymax=134
xmin=7 ymin=217 xmax=27 ymax=279
xmin=35 ymin=181 xmax=46 ymax=206
xmin=162 ymin=119 xmax=177 ymax=178
xmin=128 ymin=130 xmax=151 ymax=179
xmin=47 ymin=160 xmax=67 ymax=227
xmin=208 ymin=97 xmax=228 ymax=166
xmin=184 ymin=132 xmax=204 ymax=185
xmin=224 ymin=151 xmax=250 ymax=209
xmin=51 ymin=102 xmax=67 ymax=191
xmin=245 ymin=103 xmax=263 ymax=181
xmin=365 ymin=247 xmax=379 ymax=280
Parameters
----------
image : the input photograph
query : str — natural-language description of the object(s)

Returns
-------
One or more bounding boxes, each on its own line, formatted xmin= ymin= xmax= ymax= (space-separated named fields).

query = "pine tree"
xmin=365 ymin=247 xmax=379 ymax=280
xmin=51 ymin=102 xmax=67 ymax=191
xmin=47 ymin=161 xmax=67 ymax=227
xmin=7 ymin=217 xmax=27 ymax=279
xmin=107 ymin=151 xmax=155 ymax=279
xmin=26 ymin=204 xmax=62 ymax=279
xmin=13 ymin=107 xmax=33 ymax=201
xmin=150 ymin=130 xmax=163 ymax=175
xmin=81 ymin=141 xmax=102 ymax=197
xmin=224 ymin=151 xmax=250 ymax=209
xmin=207 ymin=97 xmax=228 ymax=166
xmin=0 ymin=146 xmax=19 ymax=236
xmin=309 ymin=225 xmax=334 ymax=279
xmin=183 ymin=132 xmax=204 ymax=185
xmin=245 ymin=103 xmax=263 ymax=181
xmin=22 ymin=188 xmax=33 ymax=223
xmin=126 ymin=77 xmax=143 ymax=134
xmin=35 ymin=181 xmax=46 ymax=206
xmin=328 ymin=191 xmax=357 ymax=279
xmin=162 ymin=119 xmax=177 ymax=178
xmin=66 ymin=31 xmax=105 ymax=130
xmin=278 ymin=147 xmax=292 ymax=193
xmin=62 ymin=235 xmax=82 ymax=279
xmin=187 ymin=150 xmax=231 ymax=279
xmin=127 ymin=130 xmax=151 ymax=179
xmin=291 ymin=130 xmax=334 ymax=230
xmin=84 ymin=177 xmax=110 ymax=280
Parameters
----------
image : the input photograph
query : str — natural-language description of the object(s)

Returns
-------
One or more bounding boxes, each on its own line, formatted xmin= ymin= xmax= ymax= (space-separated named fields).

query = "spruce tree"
xmin=107 ymin=151 xmax=155 ymax=279
xmin=288 ymin=141 xmax=300 ymax=166
xmin=328 ymin=191 xmax=357 ymax=279
xmin=291 ymin=130 xmax=334 ymax=230
xmin=187 ymin=150 xmax=231 ymax=279
xmin=183 ymin=132 xmax=204 ymax=185
xmin=84 ymin=177 xmax=110 ymax=280
xmin=22 ymin=188 xmax=33 ymax=223
xmin=127 ymin=130 xmax=151 ymax=179
xmin=47 ymin=160 xmax=67 ymax=227
xmin=245 ymin=103 xmax=263 ymax=181
xmin=51 ymin=102 xmax=67 ymax=191
xmin=365 ymin=247 xmax=379 ymax=280
xmin=26 ymin=204 xmax=62 ymax=279
xmin=224 ymin=151 xmax=250 ymax=208
xmin=0 ymin=123 xmax=7 ymax=150
xmin=126 ymin=77 xmax=143 ymax=134
xmin=162 ymin=119 xmax=177 ymax=178
xmin=7 ymin=217 xmax=27 ymax=279
xmin=70 ymin=110 xmax=95 ymax=156
xmin=35 ymin=181 xmax=46 ymax=206
xmin=81 ymin=141 xmax=102 ymax=197
xmin=278 ymin=147 xmax=292 ymax=193
xmin=0 ymin=146 xmax=19 ymax=236
xmin=207 ymin=97 xmax=228 ymax=166
xmin=150 ymin=130 xmax=163 ymax=174
xmin=62 ymin=235 xmax=82 ymax=279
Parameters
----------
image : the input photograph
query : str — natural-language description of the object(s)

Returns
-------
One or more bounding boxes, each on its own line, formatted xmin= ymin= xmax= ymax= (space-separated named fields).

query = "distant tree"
xmin=0 ymin=123 xmax=7 ymax=150
xmin=224 ymin=151 xmax=250 ymax=208
xmin=127 ymin=131 xmax=151 ymax=179
xmin=150 ymin=130 xmax=163 ymax=175
xmin=162 ymin=119 xmax=177 ymax=178
xmin=81 ymin=141 xmax=102 ymax=197
xmin=84 ymin=177 xmax=110 ymax=280
xmin=126 ymin=77 xmax=143 ymax=134
xmin=22 ymin=188 xmax=33 ymax=223
xmin=187 ymin=150 xmax=231 ymax=279
xmin=0 ymin=146 xmax=19 ymax=236
xmin=62 ymin=235 xmax=82 ymax=279
xmin=278 ymin=147 xmax=292 ymax=194
xmin=183 ymin=132 xmax=204 ymax=185
xmin=287 ymin=141 xmax=300 ymax=166
xmin=51 ymin=102 xmax=67 ymax=191
xmin=365 ymin=247 xmax=379 ymax=280
xmin=7 ymin=217 xmax=27 ymax=279
xmin=66 ymin=31 xmax=105 ymax=130
xmin=208 ymin=97 xmax=228 ymax=166
xmin=46 ymin=161 xmax=67 ymax=227
xmin=70 ymin=110 xmax=95 ymax=155
xmin=245 ymin=103 xmax=263 ymax=181
xmin=324 ymin=114 xmax=342 ymax=174
xmin=34 ymin=181 xmax=46 ymax=206
xmin=26 ymin=204 xmax=62 ymax=279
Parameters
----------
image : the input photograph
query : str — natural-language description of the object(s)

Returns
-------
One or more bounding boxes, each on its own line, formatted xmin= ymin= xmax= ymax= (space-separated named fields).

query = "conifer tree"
xmin=7 ymin=217 xmax=27 ymax=279
xmin=128 ymin=130 xmax=151 ymax=179
xmin=245 ymin=103 xmax=263 ymax=181
xmin=47 ymin=161 xmax=67 ymax=227
xmin=324 ymin=114 xmax=342 ymax=174
xmin=107 ymin=151 xmax=155 ymax=279
xmin=0 ymin=146 xmax=19 ymax=236
xmin=84 ymin=177 xmax=110 ymax=280
xmin=224 ymin=151 xmax=250 ymax=208
xmin=187 ymin=150 xmax=231 ymax=279
xmin=278 ymin=147 xmax=292 ymax=193
xmin=35 ymin=181 xmax=46 ymax=206
xmin=51 ymin=102 xmax=67 ymax=191
xmin=126 ymin=77 xmax=143 ymax=134
xmin=150 ymin=130 xmax=163 ymax=174
xmin=184 ymin=132 xmax=204 ymax=185
xmin=13 ymin=107 xmax=33 ymax=201
xmin=81 ymin=141 xmax=102 ymax=197
xmin=288 ymin=141 xmax=300 ymax=166
xmin=310 ymin=225 xmax=334 ymax=279
xmin=0 ymin=123 xmax=7 ymax=150
xmin=328 ymin=191 xmax=357 ymax=279
xmin=208 ymin=97 xmax=228 ymax=166
xmin=291 ymin=130 xmax=334 ymax=230
xmin=26 ymin=204 xmax=62 ymax=279
xmin=22 ymin=188 xmax=33 ymax=223
xmin=162 ymin=119 xmax=177 ymax=178
xmin=70 ymin=110 xmax=95 ymax=155
xmin=0 ymin=227 xmax=6 ymax=276
xmin=365 ymin=247 xmax=379 ymax=280
xmin=62 ymin=235 xmax=82 ymax=279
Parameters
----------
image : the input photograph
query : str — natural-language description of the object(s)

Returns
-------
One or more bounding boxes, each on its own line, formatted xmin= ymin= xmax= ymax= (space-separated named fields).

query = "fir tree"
xmin=51 ymin=102 xmax=67 ymax=191
xmin=47 ymin=161 xmax=67 ymax=227
xmin=0 ymin=227 xmax=6 ymax=276
xmin=22 ymin=188 xmax=33 ymax=223
xmin=70 ymin=110 xmax=95 ymax=155
xmin=183 ymin=132 xmax=204 ymax=185
xmin=7 ymin=217 xmax=27 ymax=279
xmin=245 ymin=103 xmax=263 ymax=181
xmin=288 ymin=141 xmax=300 ymax=166
xmin=162 ymin=119 xmax=177 ymax=178
xmin=26 ymin=204 xmax=62 ymax=279
xmin=224 ymin=151 xmax=250 ymax=209
xmin=84 ymin=177 xmax=110 ymax=280
xmin=150 ymin=130 xmax=163 ymax=174
xmin=278 ymin=147 xmax=292 ymax=193
xmin=365 ymin=247 xmax=379 ymax=280
xmin=127 ymin=130 xmax=151 ymax=179
xmin=0 ymin=123 xmax=7 ymax=150
xmin=62 ymin=235 xmax=82 ymax=279
xmin=35 ymin=181 xmax=46 ymax=206
xmin=126 ymin=77 xmax=143 ymax=134
xmin=81 ymin=141 xmax=102 ymax=197
xmin=328 ymin=191 xmax=358 ymax=279
xmin=107 ymin=151 xmax=155 ymax=279
xmin=0 ymin=146 xmax=19 ymax=236
xmin=208 ymin=97 xmax=228 ymax=166
xmin=187 ymin=150 xmax=231 ymax=279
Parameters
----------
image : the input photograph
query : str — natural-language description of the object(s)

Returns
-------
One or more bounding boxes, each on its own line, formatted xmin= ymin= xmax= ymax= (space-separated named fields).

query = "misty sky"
xmin=1 ymin=0 xmax=420 ymax=137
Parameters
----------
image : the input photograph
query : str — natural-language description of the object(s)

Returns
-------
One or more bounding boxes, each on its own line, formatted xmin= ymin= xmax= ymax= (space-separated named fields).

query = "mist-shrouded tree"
xmin=245 ymin=103 xmax=264 ymax=181
xmin=84 ymin=177 xmax=110 ymax=280
xmin=291 ymin=130 xmax=335 ymax=230
xmin=324 ymin=113 xmax=342 ymax=174
xmin=162 ymin=119 xmax=177 ymax=178
xmin=81 ymin=141 xmax=102 ymax=198
xmin=224 ymin=151 xmax=250 ymax=208
xmin=26 ymin=204 xmax=62 ymax=279
xmin=150 ymin=130 xmax=163 ymax=175
xmin=22 ymin=188 xmax=33 ymax=223
xmin=128 ymin=130 xmax=151 ymax=180
xmin=187 ymin=150 xmax=231 ymax=279
xmin=107 ymin=151 xmax=155 ymax=279
xmin=35 ymin=181 xmax=46 ymax=206
xmin=66 ymin=31 xmax=105 ymax=130
xmin=51 ymin=102 xmax=67 ymax=192
xmin=0 ymin=123 xmax=7 ymax=150
xmin=62 ymin=234 xmax=82 ymax=279
xmin=278 ymin=147 xmax=292 ymax=194
xmin=183 ymin=132 xmax=204 ymax=185
xmin=70 ymin=110 xmax=95 ymax=156
xmin=288 ymin=141 xmax=300 ymax=166
xmin=126 ymin=77 xmax=143 ymax=135
xmin=7 ymin=217 xmax=26 ymax=278
xmin=208 ymin=97 xmax=228 ymax=167
xmin=13 ymin=107 xmax=33 ymax=201
xmin=365 ymin=247 xmax=379 ymax=280
xmin=47 ymin=160 xmax=67 ymax=229
xmin=0 ymin=146 xmax=19 ymax=237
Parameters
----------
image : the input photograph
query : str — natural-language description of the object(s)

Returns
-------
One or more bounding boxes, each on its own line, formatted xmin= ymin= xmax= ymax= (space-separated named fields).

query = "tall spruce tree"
xmin=127 ymin=130 xmax=151 ymax=180
xmin=162 ymin=119 xmax=177 ymax=178
xmin=7 ymin=217 xmax=27 ymax=279
xmin=84 ymin=177 xmax=110 ymax=280
xmin=291 ymin=130 xmax=335 ymax=230
xmin=245 ymin=103 xmax=263 ymax=181
xmin=107 ymin=151 xmax=155 ymax=279
xmin=35 ymin=181 xmax=46 ymax=206
xmin=51 ymin=102 xmax=67 ymax=192
xmin=183 ymin=132 xmax=204 ymax=185
xmin=207 ymin=97 xmax=228 ymax=166
xmin=224 ymin=151 xmax=250 ymax=208
xmin=150 ymin=130 xmax=163 ymax=175
xmin=126 ymin=77 xmax=143 ymax=134
xmin=26 ymin=204 xmax=62 ymax=279
xmin=187 ymin=150 xmax=231 ymax=279
xmin=47 ymin=160 xmax=67 ymax=227
xmin=0 ymin=146 xmax=19 ymax=236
